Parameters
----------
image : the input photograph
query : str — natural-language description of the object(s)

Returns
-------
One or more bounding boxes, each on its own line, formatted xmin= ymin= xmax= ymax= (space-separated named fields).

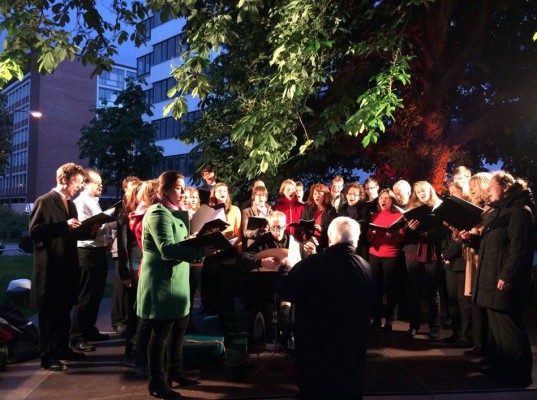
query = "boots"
xmin=148 ymin=378 xmax=181 ymax=399
xmin=167 ymin=371 xmax=200 ymax=387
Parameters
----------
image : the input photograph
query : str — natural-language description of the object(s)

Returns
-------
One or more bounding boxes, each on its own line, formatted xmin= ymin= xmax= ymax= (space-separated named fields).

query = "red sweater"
xmin=368 ymin=209 xmax=404 ymax=258
xmin=272 ymin=196 xmax=304 ymax=235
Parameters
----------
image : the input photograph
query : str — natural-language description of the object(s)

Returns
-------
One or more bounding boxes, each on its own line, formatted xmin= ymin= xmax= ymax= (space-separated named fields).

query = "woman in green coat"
xmin=137 ymin=170 xmax=204 ymax=399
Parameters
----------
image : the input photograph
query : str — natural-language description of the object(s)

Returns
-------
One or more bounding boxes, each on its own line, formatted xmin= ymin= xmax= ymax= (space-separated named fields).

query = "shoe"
xmin=383 ymin=322 xmax=393 ymax=332
xmin=148 ymin=380 xmax=181 ymax=399
xmin=464 ymin=346 xmax=484 ymax=357
xmin=71 ymin=340 xmax=95 ymax=352
xmin=279 ymin=305 xmax=291 ymax=326
xmin=114 ymin=324 xmax=127 ymax=335
xmin=86 ymin=332 xmax=110 ymax=341
xmin=407 ymin=328 xmax=417 ymax=337
xmin=167 ymin=372 xmax=200 ymax=387
xmin=57 ymin=348 xmax=86 ymax=361
xmin=441 ymin=319 xmax=452 ymax=329
xmin=428 ymin=327 xmax=440 ymax=339
xmin=41 ymin=358 xmax=67 ymax=371
xmin=480 ymin=362 xmax=506 ymax=374
xmin=370 ymin=320 xmax=382 ymax=330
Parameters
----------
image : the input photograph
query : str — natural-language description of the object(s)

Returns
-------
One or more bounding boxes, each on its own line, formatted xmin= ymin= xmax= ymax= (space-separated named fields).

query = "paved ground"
xmin=1 ymin=294 xmax=536 ymax=400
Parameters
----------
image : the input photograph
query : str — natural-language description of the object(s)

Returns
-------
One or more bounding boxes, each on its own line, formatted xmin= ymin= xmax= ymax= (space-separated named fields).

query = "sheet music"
xmin=190 ymin=204 xmax=227 ymax=234
xmin=287 ymin=235 xmax=302 ymax=267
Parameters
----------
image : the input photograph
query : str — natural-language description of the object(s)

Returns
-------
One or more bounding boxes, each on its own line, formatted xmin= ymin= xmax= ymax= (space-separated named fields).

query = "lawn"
xmin=0 ymin=255 xmax=116 ymax=307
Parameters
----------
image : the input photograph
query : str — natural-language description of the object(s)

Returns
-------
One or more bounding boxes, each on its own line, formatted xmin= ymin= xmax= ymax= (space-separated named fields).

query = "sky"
xmin=0 ymin=1 xmax=139 ymax=68
xmin=96 ymin=1 xmax=139 ymax=67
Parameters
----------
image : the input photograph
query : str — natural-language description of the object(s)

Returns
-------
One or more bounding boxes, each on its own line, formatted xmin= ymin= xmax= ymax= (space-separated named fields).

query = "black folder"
xmin=181 ymin=231 xmax=233 ymax=250
xmin=246 ymin=216 xmax=268 ymax=230
xmin=197 ymin=218 xmax=229 ymax=236
xmin=433 ymin=196 xmax=484 ymax=231
xmin=78 ymin=212 xmax=115 ymax=228
xmin=369 ymin=215 xmax=404 ymax=231
xmin=398 ymin=204 xmax=439 ymax=231
xmin=288 ymin=219 xmax=315 ymax=230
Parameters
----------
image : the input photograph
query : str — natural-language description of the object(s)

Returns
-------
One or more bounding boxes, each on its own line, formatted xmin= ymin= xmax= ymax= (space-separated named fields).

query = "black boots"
xmin=148 ymin=379 xmax=181 ymax=399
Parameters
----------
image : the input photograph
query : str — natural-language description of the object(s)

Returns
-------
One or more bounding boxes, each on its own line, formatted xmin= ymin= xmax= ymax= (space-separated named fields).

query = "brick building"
xmin=0 ymin=58 xmax=135 ymax=211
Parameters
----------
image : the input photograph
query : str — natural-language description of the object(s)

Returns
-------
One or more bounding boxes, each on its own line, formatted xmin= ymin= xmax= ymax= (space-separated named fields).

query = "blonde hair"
xmin=468 ymin=172 xmax=491 ymax=206
xmin=278 ymin=179 xmax=296 ymax=196
xmin=408 ymin=181 xmax=439 ymax=209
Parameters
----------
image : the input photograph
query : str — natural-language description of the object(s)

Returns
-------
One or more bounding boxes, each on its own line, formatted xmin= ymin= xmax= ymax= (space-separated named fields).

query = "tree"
xmin=166 ymin=0 xmax=537 ymax=190
xmin=3 ymin=1 xmax=537 ymax=191
xmin=78 ymin=79 xmax=163 ymax=194
xmin=0 ymin=0 xmax=149 ymax=86
xmin=0 ymin=94 xmax=13 ymax=175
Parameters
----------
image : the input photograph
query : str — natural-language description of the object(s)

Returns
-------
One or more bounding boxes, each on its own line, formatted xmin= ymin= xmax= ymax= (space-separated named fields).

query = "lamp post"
xmin=7 ymin=108 xmax=42 ymax=210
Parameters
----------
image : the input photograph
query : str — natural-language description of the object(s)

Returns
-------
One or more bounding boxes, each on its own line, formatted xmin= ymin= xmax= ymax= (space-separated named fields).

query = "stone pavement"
xmin=1 ymin=297 xmax=536 ymax=399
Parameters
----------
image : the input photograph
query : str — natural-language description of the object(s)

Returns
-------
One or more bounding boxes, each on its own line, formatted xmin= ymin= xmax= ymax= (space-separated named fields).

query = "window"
xmin=137 ymin=53 xmax=152 ymax=77
xmin=151 ymin=78 xmax=178 ymax=103
xmin=159 ymin=152 xmax=200 ymax=176
xmin=152 ymin=110 xmax=201 ymax=141
xmin=152 ymin=34 xmax=187 ymax=66
xmin=100 ymin=68 xmax=126 ymax=88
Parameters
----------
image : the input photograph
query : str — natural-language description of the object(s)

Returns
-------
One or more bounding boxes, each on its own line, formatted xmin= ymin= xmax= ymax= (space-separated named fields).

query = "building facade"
xmin=0 ymin=60 xmax=136 ymax=211
xmin=136 ymin=13 xmax=200 ymax=182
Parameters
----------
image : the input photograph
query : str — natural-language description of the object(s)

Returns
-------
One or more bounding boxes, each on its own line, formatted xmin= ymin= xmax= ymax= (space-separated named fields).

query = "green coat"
xmin=136 ymin=203 xmax=204 ymax=320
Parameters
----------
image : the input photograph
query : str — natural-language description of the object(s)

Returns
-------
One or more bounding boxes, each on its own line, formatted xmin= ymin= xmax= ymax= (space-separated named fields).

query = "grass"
xmin=0 ymin=254 xmax=115 ymax=314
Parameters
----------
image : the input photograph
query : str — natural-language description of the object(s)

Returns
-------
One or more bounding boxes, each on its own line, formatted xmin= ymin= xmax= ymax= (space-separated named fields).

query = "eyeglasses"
xmin=270 ymin=226 xmax=286 ymax=232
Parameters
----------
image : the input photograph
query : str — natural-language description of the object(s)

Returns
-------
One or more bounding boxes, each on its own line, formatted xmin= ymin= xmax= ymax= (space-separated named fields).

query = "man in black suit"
xmin=29 ymin=163 xmax=92 ymax=371
xmin=280 ymin=217 xmax=375 ymax=400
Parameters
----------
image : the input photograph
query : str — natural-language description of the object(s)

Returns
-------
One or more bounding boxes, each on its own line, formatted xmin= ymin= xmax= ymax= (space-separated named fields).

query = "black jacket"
xmin=279 ymin=243 xmax=374 ymax=398
xmin=300 ymin=204 xmax=337 ymax=250
xmin=473 ymin=190 xmax=535 ymax=313
xmin=339 ymin=201 xmax=372 ymax=259
xmin=441 ymin=227 xmax=465 ymax=272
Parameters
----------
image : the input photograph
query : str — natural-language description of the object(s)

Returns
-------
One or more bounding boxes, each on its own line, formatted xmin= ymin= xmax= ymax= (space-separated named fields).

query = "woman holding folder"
xmin=208 ymin=182 xmax=242 ymax=244
xmin=463 ymin=172 xmax=534 ymax=385
xmin=242 ymin=185 xmax=272 ymax=248
xmin=299 ymin=183 xmax=337 ymax=250
xmin=137 ymin=171 xmax=206 ymax=399
xmin=403 ymin=181 xmax=443 ymax=338
xmin=367 ymin=189 xmax=404 ymax=331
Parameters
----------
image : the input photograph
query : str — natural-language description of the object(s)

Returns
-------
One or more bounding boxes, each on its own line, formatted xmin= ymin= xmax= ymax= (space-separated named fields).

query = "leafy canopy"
xmin=0 ymin=0 xmax=149 ymax=86
xmin=160 ymin=0 xmax=423 ymax=187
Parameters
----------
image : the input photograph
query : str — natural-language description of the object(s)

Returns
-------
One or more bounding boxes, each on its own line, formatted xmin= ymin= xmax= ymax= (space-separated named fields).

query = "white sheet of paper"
xmin=287 ymin=235 xmax=302 ymax=267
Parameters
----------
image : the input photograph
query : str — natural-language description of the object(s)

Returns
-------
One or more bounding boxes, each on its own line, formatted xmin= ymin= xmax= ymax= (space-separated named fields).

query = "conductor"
xmin=280 ymin=217 xmax=375 ymax=400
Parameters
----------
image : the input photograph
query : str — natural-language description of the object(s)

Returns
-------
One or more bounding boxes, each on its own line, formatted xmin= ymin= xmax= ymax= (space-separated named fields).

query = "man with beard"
xmin=70 ymin=169 xmax=114 ymax=352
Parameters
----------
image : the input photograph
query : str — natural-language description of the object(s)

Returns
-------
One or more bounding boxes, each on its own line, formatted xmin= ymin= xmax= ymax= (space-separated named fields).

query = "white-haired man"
xmin=280 ymin=217 xmax=374 ymax=400
xmin=392 ymin=179 xmax=412 ymax=209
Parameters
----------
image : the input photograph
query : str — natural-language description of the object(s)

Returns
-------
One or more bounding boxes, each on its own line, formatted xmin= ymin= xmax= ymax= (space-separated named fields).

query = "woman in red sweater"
xmin=272 ymin=179 xmax=304 ymax=236
xmin=367 ymin=189 xmax=405 ymax=331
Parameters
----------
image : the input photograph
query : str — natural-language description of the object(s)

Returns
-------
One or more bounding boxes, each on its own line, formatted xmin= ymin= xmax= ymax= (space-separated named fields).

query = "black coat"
xmin=441 ymin=227 xmax=465 ymax=272
xmin=300 ymin=204 xmax=337 ymax=250
xmin=29 ymin=190 xmax=88 ymax=310
xmin=279 ymin=243 xmax=374 ymax=399
xmin=338 ymin=201 xmax=372 ymax=259
xmin=473 ymin=190 xmax=535 ymax=313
